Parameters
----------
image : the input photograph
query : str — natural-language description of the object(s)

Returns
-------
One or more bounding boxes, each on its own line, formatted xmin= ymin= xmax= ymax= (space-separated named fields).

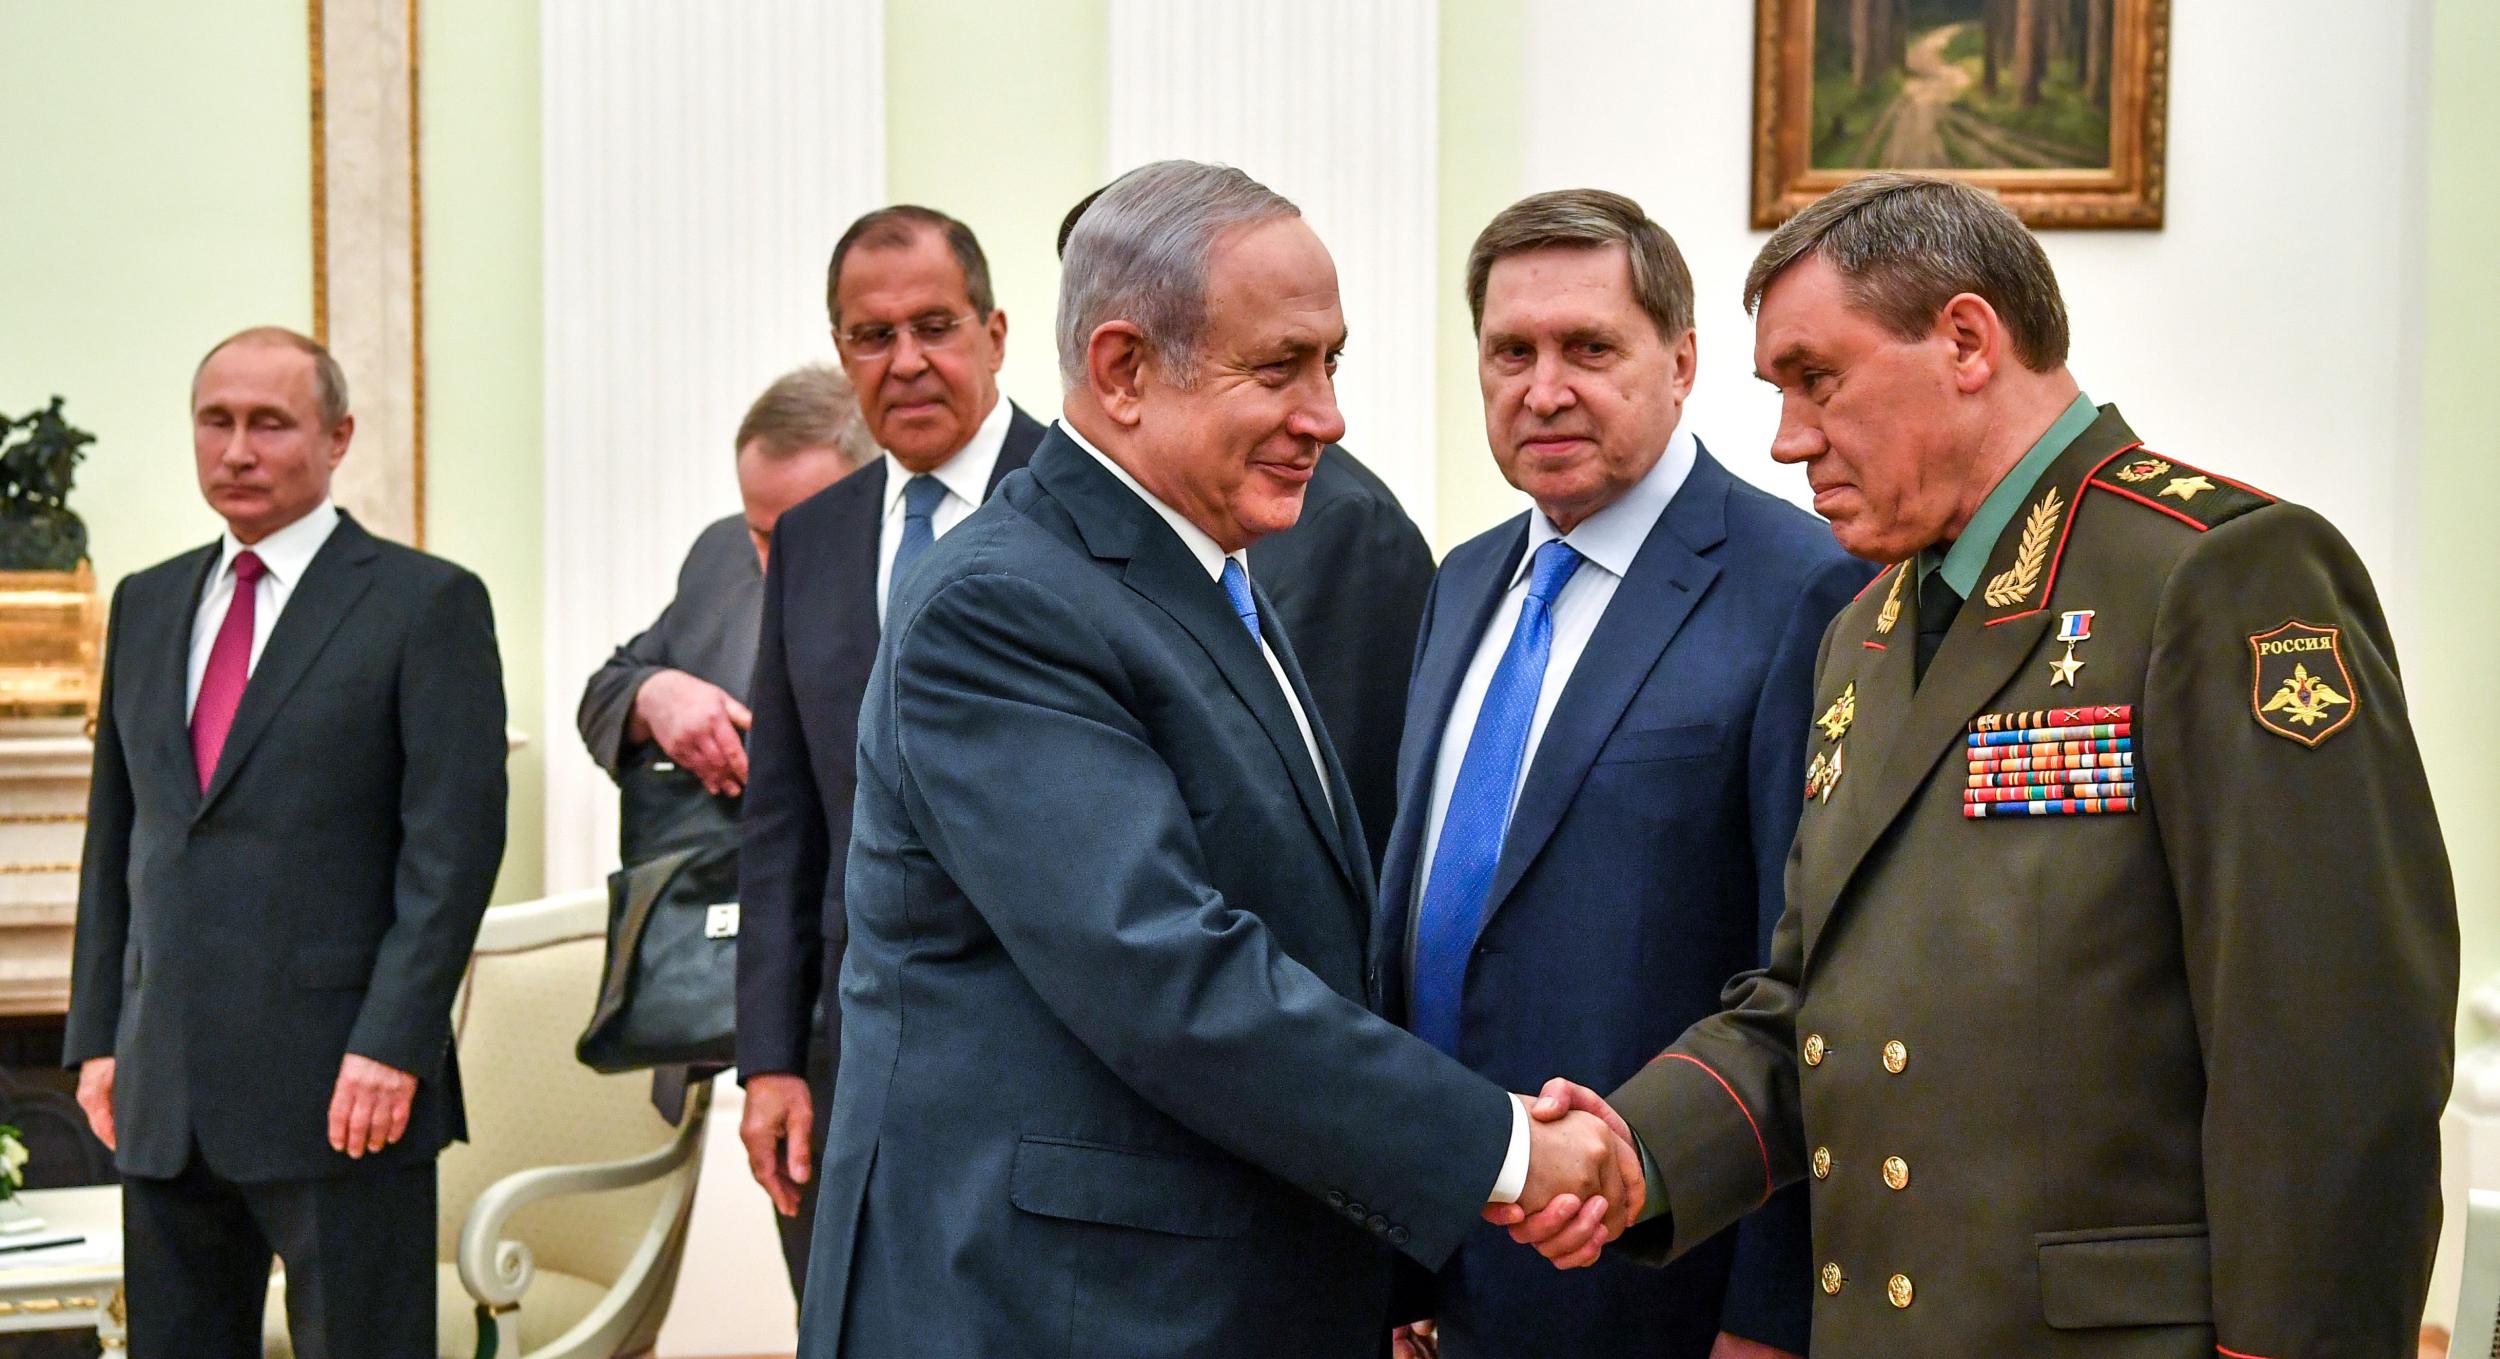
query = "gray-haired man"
xmin=794 ymin=160 xmax=1640 ymax=1357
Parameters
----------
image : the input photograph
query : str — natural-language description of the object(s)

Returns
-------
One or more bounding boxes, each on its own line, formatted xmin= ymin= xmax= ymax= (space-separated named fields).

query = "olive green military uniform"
xmin=1612 ymin=401 xmax=2457 ymax=1358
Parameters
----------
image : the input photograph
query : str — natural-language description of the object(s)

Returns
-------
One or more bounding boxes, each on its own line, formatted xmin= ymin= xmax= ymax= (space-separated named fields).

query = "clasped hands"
xmin=1484 ymin=1078 xmax=1641 ymax=1270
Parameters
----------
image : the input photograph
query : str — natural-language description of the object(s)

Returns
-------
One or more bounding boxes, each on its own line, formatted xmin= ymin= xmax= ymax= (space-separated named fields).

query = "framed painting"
xmin=1751 ymin=0 xmax=2170 ymax=229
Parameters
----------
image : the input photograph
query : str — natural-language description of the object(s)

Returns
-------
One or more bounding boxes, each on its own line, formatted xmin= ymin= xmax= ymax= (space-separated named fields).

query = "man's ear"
xmin=1937 ymin=292 xmax=2003 ymax=395
xmin=1086 ymin=322 xmax=1151 ymax=428
xmin=983 ymin=308 xmax=1008 ymax=374
xmin=327 ymin=413 xmax=356 ymax=467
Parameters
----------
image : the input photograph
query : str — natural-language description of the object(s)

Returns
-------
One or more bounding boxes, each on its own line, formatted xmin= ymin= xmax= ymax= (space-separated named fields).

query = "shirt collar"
xmin=881 ymin=397 xmax=1013 ymax=518
xmin=1057 ymin=420 xmax=1240 ymax=583
xmin=1513 ymin=424 xmax=1698 ymax=590
xmin=217 ymin=499 xmax=340 ymax=590
xmin=1921 ymin=390 xmax=2096 ymax=600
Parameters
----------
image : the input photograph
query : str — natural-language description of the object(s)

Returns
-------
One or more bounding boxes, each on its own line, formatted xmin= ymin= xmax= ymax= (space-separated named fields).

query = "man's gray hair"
xmin=1743 ymin=173 xmax=2070 ymax=371
xmin=734 ymin=364 xmax=878 ymax=469
xmin=194 ymin=326 xmax=351 ymax=430
xmin=1056 ymin=161 xmax=1301 ymax=391
xmin=1466 ymin=188 xmax=1695 ymax=341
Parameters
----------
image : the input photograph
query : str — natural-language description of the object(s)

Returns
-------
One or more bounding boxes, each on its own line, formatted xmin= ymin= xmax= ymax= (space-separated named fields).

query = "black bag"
xmin=576 ymin=756 xmax=742 ymax=1074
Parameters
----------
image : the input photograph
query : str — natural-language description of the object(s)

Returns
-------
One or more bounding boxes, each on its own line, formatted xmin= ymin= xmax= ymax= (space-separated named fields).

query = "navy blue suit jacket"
xmin=801 ymin=430 xmax=1514 ymax=1357
xmin=735 ymin=403 xmax=1042 ymax=1082
xmin=1376 ymin=447 xmax=1871 ymax=1358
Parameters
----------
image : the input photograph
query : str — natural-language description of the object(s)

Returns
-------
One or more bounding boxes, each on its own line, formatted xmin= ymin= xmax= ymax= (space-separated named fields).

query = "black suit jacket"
xmin=804 ymin=428 xmax=1510 ymax=1355
xmin=1247 ymin=444 xmax=1434 ymax=871
xmin=735 ymin=402 xmax=1044 ymax=1080
xmin=64 ymin=513 xmax=508 ymax=1182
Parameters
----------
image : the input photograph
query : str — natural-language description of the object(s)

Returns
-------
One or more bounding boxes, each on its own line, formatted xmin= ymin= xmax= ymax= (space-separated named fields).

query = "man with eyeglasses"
xmin=735 ymin=205 xmax=1047 ymax=1300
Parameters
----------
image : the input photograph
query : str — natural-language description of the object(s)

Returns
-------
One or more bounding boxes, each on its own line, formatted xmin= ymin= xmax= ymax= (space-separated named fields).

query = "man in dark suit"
xmin=735 ymin=205 xmax=1047 ymax=1293
xmin=797 ymin=160 xmax=1637 ymax=1358
xmin=1056 ymin=191 xmax=1438 ymax=869
xmin=65 ymin=327 xmax=507 ymax=1358
xmin=578 ymin=365 xmax=875 ymax=1120
xmin=1377 ymin=191 xmax=1862 ymax=1359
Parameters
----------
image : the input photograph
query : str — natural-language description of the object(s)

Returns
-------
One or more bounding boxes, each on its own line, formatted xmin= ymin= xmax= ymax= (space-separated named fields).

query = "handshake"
xmin=1485 ymin=1078 xmax=1641 ymax=1270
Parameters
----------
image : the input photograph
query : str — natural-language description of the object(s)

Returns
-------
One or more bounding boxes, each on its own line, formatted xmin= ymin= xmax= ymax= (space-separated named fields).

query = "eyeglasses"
xmin=838 ymin=312 xmax=979 ymax=360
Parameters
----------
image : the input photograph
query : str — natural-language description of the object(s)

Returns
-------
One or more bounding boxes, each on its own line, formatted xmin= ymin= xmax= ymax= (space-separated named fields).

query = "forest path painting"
xmin=1809 ymin=0 xmax=2114 ymax=173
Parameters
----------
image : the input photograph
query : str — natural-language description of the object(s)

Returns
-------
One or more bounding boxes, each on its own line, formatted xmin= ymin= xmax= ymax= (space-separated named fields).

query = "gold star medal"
xmin=2047 ymin=609 xmax=2094 ymax=687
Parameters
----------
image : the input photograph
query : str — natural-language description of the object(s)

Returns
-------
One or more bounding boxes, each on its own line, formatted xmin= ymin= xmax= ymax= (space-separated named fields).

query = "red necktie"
xmin=192 ymin=550 xmax=267 ymax=791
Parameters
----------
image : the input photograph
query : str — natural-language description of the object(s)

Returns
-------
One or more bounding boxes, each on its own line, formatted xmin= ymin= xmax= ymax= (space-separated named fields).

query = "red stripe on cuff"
xmin=2215 ymin=1345 xmax=2277 ymax=1359
xmin=1654 ymin=1053 xmax=1773 ymax=1204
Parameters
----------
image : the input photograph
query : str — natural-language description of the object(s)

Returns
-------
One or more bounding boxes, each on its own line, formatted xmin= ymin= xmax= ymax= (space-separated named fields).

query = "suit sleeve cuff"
xmin=1488 ymin=1093 xmax=1529 ymax=1204
xmin=1634 ymin=1129 xmax=1670 ymax=1223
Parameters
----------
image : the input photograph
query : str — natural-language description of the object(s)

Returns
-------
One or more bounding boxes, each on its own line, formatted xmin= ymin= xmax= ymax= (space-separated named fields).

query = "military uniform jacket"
xmin=1611 ymin=406 xmax=2457 ymax=1358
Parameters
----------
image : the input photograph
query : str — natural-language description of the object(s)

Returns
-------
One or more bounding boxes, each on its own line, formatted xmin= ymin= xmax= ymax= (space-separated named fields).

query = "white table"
xmin=0 ymin=1186 xmax=123 ymax=1348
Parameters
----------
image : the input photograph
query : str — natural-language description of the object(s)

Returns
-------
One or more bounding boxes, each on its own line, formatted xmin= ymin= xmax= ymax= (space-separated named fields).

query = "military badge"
xmin=1817 ymin=683 xmax=1856 ymax=742
xmin=1981 ymin=486 xmax=2062 ymax=609
xmin=1804 ymin=745 xmax=1844 ymax=804
xmin=2114 ymin=456 xmax=2171 ymax=484
xmin=2160 ymin=474 xmax=2217 ymax=503
xmin=2250 ymin=620 xmax=2356 ymax=746
xmin=1874 ymin=566 xmax=1906 ymax=637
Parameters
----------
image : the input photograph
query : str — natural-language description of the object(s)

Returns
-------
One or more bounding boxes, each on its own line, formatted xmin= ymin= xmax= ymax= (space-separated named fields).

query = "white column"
xmin=1105 ymin=0 xmax=1440 ymax=526
xmin=540 ymin=0 xmax=885 ymax=893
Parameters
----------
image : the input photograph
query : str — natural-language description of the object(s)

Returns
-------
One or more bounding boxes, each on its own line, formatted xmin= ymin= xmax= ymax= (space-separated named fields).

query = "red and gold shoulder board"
xmin=2089 ymin=450 xmax=2274 ymax=533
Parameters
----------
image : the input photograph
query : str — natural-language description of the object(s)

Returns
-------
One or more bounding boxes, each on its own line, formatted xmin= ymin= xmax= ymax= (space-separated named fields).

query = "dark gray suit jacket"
xmin=1248 ymin=444 xmax=1434 ymax=871
xmin=799 ymin=430 xmax=1512 ymax=1357
xmin=65 ymin=514 xmax=508 ymax=1183
xmin=575 ymin=514 xmax=761 ymax=777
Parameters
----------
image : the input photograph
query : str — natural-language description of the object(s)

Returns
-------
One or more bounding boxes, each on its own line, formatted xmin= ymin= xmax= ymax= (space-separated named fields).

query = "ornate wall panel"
xmin=312 ymin=0 xmax=424 ymax=543
xmin=540 ymin=0 xmax=886 ymax=890
xmin=1106 ymin=0 xmax=1440 ymax=525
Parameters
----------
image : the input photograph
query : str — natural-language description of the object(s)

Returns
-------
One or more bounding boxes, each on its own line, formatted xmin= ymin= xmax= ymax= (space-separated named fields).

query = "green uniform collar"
xmin=1918 ymin=392 xmax=2097 ymax=599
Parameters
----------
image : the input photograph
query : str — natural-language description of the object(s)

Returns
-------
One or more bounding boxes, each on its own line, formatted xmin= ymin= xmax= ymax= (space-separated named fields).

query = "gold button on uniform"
xmin=1811 ymin=1146 xmax=1833 ymax=1180
xmin=1804 ymin=1033 xmax=1827 ymax=1067
xmin=1888 ymin=1274 xmax=1915 ymax=1308
xmin=1882 ymin=1039 xmax=1908 ymax=1074
xmin=1820 ymin=1262 xmax=1844 ymax=1296
xmin=1882 ymin=1156 xmax=1910 ymax=1191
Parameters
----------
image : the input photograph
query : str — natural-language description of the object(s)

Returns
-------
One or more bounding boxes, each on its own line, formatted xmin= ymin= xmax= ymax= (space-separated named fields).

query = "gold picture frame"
xmin=1751 ymin=0 xmax=2170 ymax=229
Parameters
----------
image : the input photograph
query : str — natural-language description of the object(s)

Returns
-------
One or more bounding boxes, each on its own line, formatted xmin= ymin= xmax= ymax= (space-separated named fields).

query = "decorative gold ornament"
xmin=1817 ymin=683 xmax=1857 ymax=743
xmin=2114 ymin=457 xmax=2172 ymax=484
xmin=2048 ymin=645 xmax=2085 ymax=687
xmin=1981 ymin=487 xmax=2063 ymax=609
xmin=2260 ymin=663 xmax=2350 ymax=729
xmin=2160 ymin=474 xmax=2217 ymax=502
xmin=1874 ymin=565 xmax=1906 ymax=636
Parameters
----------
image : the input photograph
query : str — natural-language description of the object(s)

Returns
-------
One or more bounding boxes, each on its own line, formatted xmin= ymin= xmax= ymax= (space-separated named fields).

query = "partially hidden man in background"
xmin=576 ymin=364 xmax=876 ymax=1118
xmin=734 ymin=206 xmax=1046 ymax=1297
xmin=66 ymin=327 xmax=509 ymax=1358
xmin=798 ymin=161 xmax=1640 ymax=1357
xmin=1506 ymin=174 xmax=2459 ymax=1359
xmin=1378 ymin=189 xmax=1868 ymax=1358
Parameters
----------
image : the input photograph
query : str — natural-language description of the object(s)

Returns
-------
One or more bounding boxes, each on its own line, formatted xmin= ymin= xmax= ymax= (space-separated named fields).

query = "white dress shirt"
xmin=1064 ymin=422 xmax=1533 ymax=1203
xmin=186 ymin=499 xmax=343 ymax=716
xmin=1412 ymin=426 xmax=1698 ymax=909
xmin=873 ymin=397 xmax=1013 ymax=624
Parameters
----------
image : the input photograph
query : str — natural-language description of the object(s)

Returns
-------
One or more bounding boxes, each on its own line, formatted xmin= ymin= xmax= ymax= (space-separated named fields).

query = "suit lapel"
xmin=153 ymin=545 xmax=224 ymax=808
xmin=1796 ymin=409 xmax=2143 ymax=957
xmin=841 ymin=460 xmax=888 ymax=652
xmin=1032 ymin=436 xmax=1360 ymax=899
xmin=196 ymin=517 xmax=380 ymax=818
xmin=1375 ymin=525 xmax=1522 ymax=926
xmin=988 ymin=403 xmax=1044 ymax=491
xmin=1259 ymin=579 xmax=1372 ymax=908
xmin=1478 ymin=450 xmax=1730 ymax=935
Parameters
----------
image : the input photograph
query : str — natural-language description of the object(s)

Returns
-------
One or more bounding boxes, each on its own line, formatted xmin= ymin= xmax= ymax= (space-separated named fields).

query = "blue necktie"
xmin=1219 ymin=557 xmax=1261 ymax=642
xmin=1411 ymin=539 xmax=1583 ymax=1055
xmin=887 ymin=474 xmax=947 ymax=615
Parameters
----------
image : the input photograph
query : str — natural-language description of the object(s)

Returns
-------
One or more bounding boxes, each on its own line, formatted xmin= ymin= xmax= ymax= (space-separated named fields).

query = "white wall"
xmin=1508 ymin=0 xmax=2430 ymax=650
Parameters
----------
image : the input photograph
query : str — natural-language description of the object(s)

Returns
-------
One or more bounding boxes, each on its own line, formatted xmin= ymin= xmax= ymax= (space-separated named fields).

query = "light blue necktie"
xmin=886 ymin=474 xmax=947 ymax=614
xmin=1219 ymin=557 xmax=1261 ymax=642
xmin=1411 ymin=539 xmax=1583 ymax=1055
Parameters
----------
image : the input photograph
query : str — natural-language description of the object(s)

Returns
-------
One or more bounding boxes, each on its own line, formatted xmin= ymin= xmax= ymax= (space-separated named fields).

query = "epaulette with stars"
xmin=2087 ymin=450 xmax=2275 ymax=533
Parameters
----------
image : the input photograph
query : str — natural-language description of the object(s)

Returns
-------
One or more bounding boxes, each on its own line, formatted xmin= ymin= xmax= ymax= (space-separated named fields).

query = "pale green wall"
xmin=0 ymin=5 xmax=312 ymax=586
xmin=885 ymin=0 xmax=1110 ymax=421
xmin=0 ymin=1 xmax=547 ymax=904
xmin=422 ymin=0 xmax=546 ymax=904
xmin=2420 ymin=0 xmax=2500 ymax=1022
xmin=1433 ymin=0 xmax=1530 ymax=553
